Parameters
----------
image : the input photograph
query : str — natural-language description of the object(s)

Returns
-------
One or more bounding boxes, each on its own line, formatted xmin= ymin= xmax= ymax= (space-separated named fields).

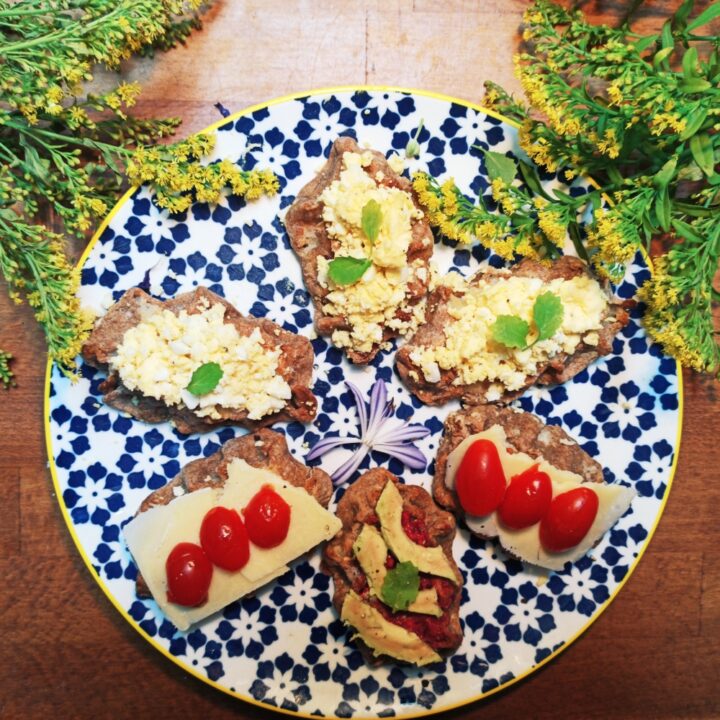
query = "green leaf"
xmin=327 ymin=256 xmax=372 ymax=285
xmin=633 ymin=34 xmax=658 ymax=52
xmin=690 ymin=133 xmax=715 ymax=177
xmin=661 ymin=19 xmax=675 ymax=49
xmin=491 ymin=315 xmax=529 ymax=349
xmin=672 ymin=218 xmax=706 ymax=244
xmin=186 ymin=362 xmax=223 ymax=396
xmin=654 ymin=186 xmax=671 ymax=231
xmin=483 ymin=150 xmax=517 ymax=186
xmin=533 ymin=292 xmax=564 ymax=342
xmin=682 ymin=46 xmax=700 ymax=78
xmin=519 ymin=160 xmax=553 ymax=201
xmin=679 ymin=107 xmax=709 ymax=140
xmin=653 ymin=46 xmax=674 ymax=67
xmin=673 ymin=0 xmax=696 ymax=27
xmin=679 ymin=77 xmax=712 ymax=93
xmin=653 ymin=155 xmax=678 ymax=189
xmin=687 ymin=3 xmax=720 ymax=31
xmin=361 ymin=199 xmax=383 ymax=244
xmin=381 ymin=561 xmax=420 ymax=612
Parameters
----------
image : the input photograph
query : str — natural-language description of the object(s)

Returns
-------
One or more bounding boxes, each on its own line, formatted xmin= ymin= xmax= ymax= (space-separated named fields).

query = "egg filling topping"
xmin=317 ymin=150 xmax=427 ymax=354
xmin=410 ymin=272 xmax=609 ymax=394
xmin=112 ymin=301 xmax=291 ymax=420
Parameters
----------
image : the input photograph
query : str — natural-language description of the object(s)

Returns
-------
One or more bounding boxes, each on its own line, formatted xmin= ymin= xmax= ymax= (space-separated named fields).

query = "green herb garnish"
xmin=381 ymin=561 xmax=420 ymax=612
xmin=361 ymin=199 xmax=383 ymax=245
xmin=186 ymin=362 xmax=223 ymax=396
xmin=533 ymin=291 xmax=564 ymax=341
xmin=327 ymin=256 xmax=372 ymax=286
xmin=491 ymin=292 xmax=564 ymax=350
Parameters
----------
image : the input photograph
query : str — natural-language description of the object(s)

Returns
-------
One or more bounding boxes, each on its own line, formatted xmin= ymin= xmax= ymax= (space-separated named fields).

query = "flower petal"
xmin=372 ymin=423 xmax=431 ymax=444
xmin=345 ymin=381 xmax=368 ymax=436
xmin=372 ymin=442 xmax=427 ymax=471
xmin=332 ymin=444 xmax=370 ymax=486
xmin=306 ymin=434 xmax=360 ymax=461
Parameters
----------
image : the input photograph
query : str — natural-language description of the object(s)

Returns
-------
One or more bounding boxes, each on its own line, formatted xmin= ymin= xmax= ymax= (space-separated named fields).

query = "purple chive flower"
xmin=306 ymin=379 xmax=430 ymax=486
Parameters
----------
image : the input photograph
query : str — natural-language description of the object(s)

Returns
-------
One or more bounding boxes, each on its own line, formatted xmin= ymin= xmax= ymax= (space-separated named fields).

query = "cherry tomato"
xmin=243 ymin=484 xmax=291 ymax=549
xmin=200 ymin=506 xmax=250 ymax=571
xmin=165 ymin=542 xmax=213 ymax=607
xmin=540 ymin=486 xmax=599 ymax=552
xmin=454 ymin=439 xmax=507 ymax=516
xmin=497 ymin=464 xmax=553 ymax=530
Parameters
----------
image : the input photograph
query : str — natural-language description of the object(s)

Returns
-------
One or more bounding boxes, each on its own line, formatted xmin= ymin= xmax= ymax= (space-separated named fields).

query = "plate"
xmin=45 ymin=88 xmax=682 ymax=718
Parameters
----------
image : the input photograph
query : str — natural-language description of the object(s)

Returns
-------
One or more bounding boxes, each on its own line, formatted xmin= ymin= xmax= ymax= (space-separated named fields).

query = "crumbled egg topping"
xmin=112 ymin=302 xmax=291 ymax=420
xmin=318 ymin=151 xmax=427 ymax=353
xmin=410 ymin=273 xmax=609 ymax=391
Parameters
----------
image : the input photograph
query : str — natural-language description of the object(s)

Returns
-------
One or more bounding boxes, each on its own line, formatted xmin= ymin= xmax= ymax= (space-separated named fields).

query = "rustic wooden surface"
xmin=1 ymin=1 xmax=719 ymax=718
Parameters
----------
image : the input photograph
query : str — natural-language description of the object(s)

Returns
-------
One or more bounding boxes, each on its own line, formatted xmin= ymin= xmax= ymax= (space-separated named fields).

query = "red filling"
xmin=372 ymin=577 xmax=459 ymax=650
xmin=401 ymin=510 xmax=430 ymax=546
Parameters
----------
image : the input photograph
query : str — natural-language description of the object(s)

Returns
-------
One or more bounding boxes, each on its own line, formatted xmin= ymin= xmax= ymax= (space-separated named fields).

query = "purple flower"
xmin=306 ymin=379 xmax=430 ymax=485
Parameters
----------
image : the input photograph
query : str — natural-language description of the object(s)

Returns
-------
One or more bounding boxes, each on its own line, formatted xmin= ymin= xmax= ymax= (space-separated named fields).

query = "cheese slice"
xmin=124 ymin=458 xmax=341 ymax=630
xmin=445 ymin=425 xmax=635 ymax=571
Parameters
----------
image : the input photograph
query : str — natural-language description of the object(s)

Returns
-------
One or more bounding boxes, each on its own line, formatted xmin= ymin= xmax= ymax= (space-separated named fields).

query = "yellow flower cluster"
xmin=412 ymin=173 xmax=472 ymax=244
xmin=585 ymin=209 xmax=637 ymax=280
xmin=128 ymin=135 xmax=279 ymax=214
xmin=638 ymin=257 xmax=706 ymax=372
xmin=0 ymin=350 xmax=13 ymax=388
xmin=519 ymin=120 xmax=559 ymax=173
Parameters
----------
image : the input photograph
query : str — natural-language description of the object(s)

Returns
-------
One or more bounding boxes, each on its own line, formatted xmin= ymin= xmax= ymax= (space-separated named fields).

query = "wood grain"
xmin=1 ymin=1 xmax=719 ymax=719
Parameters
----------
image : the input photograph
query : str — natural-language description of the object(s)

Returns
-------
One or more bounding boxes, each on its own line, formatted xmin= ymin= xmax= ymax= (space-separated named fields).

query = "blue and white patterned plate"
xmin=45 ymin=88 xmax=681 ymax=718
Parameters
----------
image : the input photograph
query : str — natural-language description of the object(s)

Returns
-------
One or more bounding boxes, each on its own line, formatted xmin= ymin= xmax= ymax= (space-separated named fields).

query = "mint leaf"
xmin=381 ymin=561 xmax=420 ymax=612
xmin=328 ymin=256 xmax=371 ymax=286
xmin=186 ymin=362 xmax=223 ymax=395
xmin=533 ymin=292 xmax=564 ymax=342
xmin=361 ymin=199 xmax=383 ymax=244
xmin=491 ymin=315 xmax=529 ymax=349
xmin=483 ymin=150 xmax=517 ymax=186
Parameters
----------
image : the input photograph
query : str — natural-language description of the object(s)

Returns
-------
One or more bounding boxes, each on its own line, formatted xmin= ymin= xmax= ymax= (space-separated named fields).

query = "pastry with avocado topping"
xmin=322 ymin=469 xmax=463 ymax=666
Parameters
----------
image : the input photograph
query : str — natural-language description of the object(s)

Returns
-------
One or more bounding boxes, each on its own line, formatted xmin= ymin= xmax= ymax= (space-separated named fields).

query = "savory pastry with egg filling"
xmin=434 ymin=405 xmax=636 ymax=571
xmin=82 ymin=286 xmax=317 ymax=434
xmin=124 ymin=429 xmax=340 ymax=631
xmin=396 ymin=256 xmax=629 ymax=405
xmin=323 ymin=469 xmax=463 ymax=666
xmin=284 ymin=136 xmax=434 ymax=363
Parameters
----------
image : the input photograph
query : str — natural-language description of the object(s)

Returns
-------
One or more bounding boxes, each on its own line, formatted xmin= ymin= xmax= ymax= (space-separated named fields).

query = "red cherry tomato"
xmin=497 ymin=464 xmax=553 ymax=530
xmin=165 ymin=542 xmax=213 ymax=607
xmin=540 ymin=486 xmax=599 ymax=552
xmin=454 ymin=439 xmax=507 ymax=516
xmin=200 ymin=506 xmax=250 ymax=571
xmin=243 ymin=484 xmax=291 ymax=549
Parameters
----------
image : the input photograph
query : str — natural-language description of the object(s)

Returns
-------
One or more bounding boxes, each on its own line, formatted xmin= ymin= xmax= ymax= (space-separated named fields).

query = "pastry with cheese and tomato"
xmin=323 ymin=469 xmax=463 ymax=666
xmin=123 ymin=429 xmax=341 ymax=631
xmin=433 ymin=405 xmax=636 ymax=571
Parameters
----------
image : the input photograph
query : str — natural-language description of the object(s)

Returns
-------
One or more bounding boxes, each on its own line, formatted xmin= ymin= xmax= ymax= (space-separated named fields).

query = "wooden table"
xmin=2 ymin=2 xmax=718 ymax=718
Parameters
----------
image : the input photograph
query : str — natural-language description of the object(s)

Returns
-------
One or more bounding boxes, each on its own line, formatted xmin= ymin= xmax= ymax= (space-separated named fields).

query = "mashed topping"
xmin=317 ymin=151 xmax=427 ymax=354
xmin=112 ymin=302 xmax=291 ymax=420
xmin=410 ymin=273 xmax=609 ymax=391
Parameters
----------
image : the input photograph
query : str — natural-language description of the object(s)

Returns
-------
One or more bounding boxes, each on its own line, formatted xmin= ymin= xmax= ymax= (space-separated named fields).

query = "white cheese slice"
xmin=445 ymin=425 xmax=635 ymax=571
xmin=123 ymin=458 xmax=341 ymax=630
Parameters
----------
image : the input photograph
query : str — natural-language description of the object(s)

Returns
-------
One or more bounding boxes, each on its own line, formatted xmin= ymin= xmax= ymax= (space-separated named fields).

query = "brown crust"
xmin=284 ymin=136 xmax=434 ymax=363
xmin=396 ymin=256 xmax=629 ymax=405
xmin=81 ymin=287 xmax=317 ymax=434
xmin=322 ymin=469 xmax=463 ymax=665
xmin=432 ymin=405 xmax=604 ymax=521
xmin=134 ymin=428 xmax=334 ymax=597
